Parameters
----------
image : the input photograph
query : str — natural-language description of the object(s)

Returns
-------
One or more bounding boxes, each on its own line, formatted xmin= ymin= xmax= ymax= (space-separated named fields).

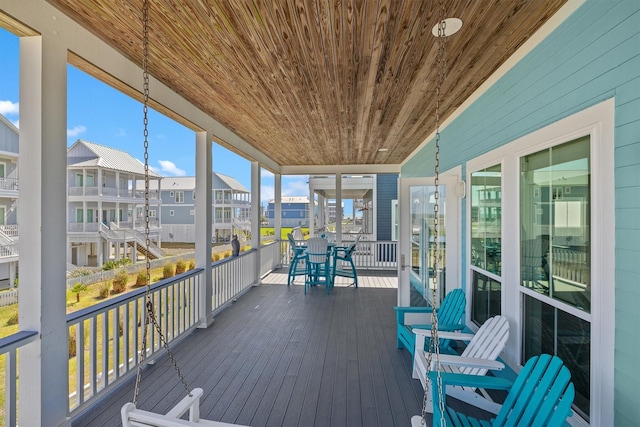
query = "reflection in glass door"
xmin=399 ymin=175 xmax=459 ymax=309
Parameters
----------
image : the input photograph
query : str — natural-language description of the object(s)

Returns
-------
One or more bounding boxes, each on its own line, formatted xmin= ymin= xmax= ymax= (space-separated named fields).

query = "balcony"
xmin=70 ymin=267 xmax=417 ymax=427
xmin=2 ymin=242 xmax=436 ymax=427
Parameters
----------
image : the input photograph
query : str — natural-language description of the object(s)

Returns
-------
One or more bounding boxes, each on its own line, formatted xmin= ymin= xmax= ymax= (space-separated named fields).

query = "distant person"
xmin=231 ymin=234 xmax=240 ymax=257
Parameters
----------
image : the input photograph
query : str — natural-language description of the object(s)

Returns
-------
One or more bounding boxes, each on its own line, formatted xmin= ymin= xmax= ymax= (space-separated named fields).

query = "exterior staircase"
xmin=100 ymin=223 xmax=165 ymax=260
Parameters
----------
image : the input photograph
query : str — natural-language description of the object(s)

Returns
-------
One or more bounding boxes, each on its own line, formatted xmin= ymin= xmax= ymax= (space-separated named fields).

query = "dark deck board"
xmin=72 ymin=270 xmax=436 ymax=427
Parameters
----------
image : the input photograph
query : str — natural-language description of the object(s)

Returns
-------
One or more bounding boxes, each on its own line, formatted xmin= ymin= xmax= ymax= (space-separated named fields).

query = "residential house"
xmin=0 ymin=114 xmax=19 ymax=288
xmin=3 ymin=2 xmax=639 ymax=426
xmin=67 ymin=139 xmax=164 ymax=267
xmin=266 ymin=196 xmax=309 ymax=228
xmin=160 ymin=173 xmax=251 ymax=243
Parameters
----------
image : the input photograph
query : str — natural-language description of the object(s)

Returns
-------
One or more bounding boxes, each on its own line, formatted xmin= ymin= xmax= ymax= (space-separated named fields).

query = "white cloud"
xmin=261 ymin=185 xmax=274 ymax=204
xmin=67 ymin=125 xmax=87 ymax=137
xmin=282 ymin=176 xmax=309 ymax=197
xmin=158 ymin=160 xmax=186 ymax=176
xmin=115 ymin=128 xmax=127 ymax=137
xmin=0 ymin=100 xmax=19 ymax=116
xmin=261 ymin=169 xmax=274 ymax=178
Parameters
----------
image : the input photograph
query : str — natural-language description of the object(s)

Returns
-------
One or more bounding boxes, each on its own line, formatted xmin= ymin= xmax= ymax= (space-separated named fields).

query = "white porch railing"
xmin=67 ymin=269 xmax=203 ymax=415
xmin=211 ymin=249 xmax=258 ymax=312
xmin=260 ymin=241 xmax=281 ymax=277
xmin=66 ymin=245 xmax=281 ymax=417
xmin=0 ymin=225 xmax=18 ymax=237
xmin=0 ymin=178 xmax=18 ymax=191
xmin=1 ymin=330 xmax=38 ymax=426
xmin=281 ymin=240 xmax=398 ymax=270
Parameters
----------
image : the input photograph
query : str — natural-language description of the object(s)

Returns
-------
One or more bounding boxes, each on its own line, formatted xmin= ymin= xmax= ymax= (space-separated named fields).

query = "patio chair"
xmin=287 ymin=233 xmax=307 ymax=285
xmin=305 ymin=237 xmax=332 ymax=294
xmin=393 ymin=288 xmax=466 ymax=357
xmin=423 ymin=354 xmax=575 ymax=427
xmin=412 ymin=315 xmax=509 ymax=414
xmin=331 ymin=235 xmax=361 ymax=287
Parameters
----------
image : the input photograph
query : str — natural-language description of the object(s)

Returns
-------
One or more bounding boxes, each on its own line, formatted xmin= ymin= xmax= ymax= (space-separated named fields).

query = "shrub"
xmin=68 ymin=325 xmax=89 ymax=359
xmin=175 ymin=259 xmax=186 ymax=274
xmin=212 ymin=253 xmax=221 ymax=262
xmin=188 ymin=260 xmax=196 ymax=270
xmin=112 ymin=269 xmax=129 ymax=294
xmin=162 ymin=263 xmax=175 ymax=279
xmin=135 ymin=270 xmax=148 ymax=287
xmin=6 ymin=311 xmax=18 ymax=326
xmin=98 ymin=282 xmax=111 ymax=299
xmin=102 ymin=260 xmax=119 ymax=271
xmin=69 ymin=326 xmax=78 ymax=358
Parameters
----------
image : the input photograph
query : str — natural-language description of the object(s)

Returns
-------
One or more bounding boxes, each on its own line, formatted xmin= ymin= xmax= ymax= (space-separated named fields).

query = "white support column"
xmin=18 ymin=35 xmax=70 ymax=427
xmin=250 ymin=162 xmax=260 ymax=249
xmin=195 ymin=131 xmax=213 ymax=327
xmin=98 ymin=169 xmax=103 ymax=195
xmin=82 ymin=201 xmax=86 ymax=231
xmin=251 ymin=161 xmax=260 ymax=284
xmin=274 ymin=173 xmax=281 ymax=240
xmin=308 ymin=184 xmax=315 ymax=237
xmin=336 ymin=174 xmax=342 ymax=245
xmin=274 ymin=174 xmax=282 ymax=267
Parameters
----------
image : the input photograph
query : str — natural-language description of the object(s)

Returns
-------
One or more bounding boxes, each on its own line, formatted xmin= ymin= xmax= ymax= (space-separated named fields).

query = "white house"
xmin=0 ymin=114 xmax=19 ymax=288
xmin=160 ymin=173 xmax=251 ymax=243
xmin=67 ymin=139 xmax=164 ymax=267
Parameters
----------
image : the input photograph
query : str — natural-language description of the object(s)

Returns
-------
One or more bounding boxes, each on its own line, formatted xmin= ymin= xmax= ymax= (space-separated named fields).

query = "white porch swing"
xmin=120 ymin=2 xmax=246 ymax=426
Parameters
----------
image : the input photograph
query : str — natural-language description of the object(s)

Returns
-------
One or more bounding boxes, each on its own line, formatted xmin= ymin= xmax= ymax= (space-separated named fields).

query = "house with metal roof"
xmin=67 ymin=139 xmax=164 ymax=267
xmin=160 ymin=173 xmax=251 ymax=243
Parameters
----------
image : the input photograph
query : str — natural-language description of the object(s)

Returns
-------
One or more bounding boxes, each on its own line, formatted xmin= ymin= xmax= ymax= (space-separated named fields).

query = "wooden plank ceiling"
xmin=46 ymin=0 xmax=567 ymax=167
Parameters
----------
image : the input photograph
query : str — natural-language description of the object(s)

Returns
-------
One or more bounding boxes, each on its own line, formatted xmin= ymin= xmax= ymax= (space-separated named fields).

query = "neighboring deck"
xmin=72 ymin=269 xmax=430 ymax=427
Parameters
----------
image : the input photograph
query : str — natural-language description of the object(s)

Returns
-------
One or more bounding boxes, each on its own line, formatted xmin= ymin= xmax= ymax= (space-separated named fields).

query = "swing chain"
xmin=421 ymin=1 xmax=448 ymax=425
xmin=133 ymin=0 xmax=190 ymax=404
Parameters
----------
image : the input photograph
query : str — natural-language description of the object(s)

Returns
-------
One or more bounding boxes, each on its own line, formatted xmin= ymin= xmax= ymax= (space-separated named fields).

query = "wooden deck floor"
xmin=72 ymin=269 xmax=434 ymax=427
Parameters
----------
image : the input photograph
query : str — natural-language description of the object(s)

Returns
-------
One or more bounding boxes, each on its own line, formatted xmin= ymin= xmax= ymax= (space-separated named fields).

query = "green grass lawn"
xmin=260 ymin=227 xmax=309 ymax=240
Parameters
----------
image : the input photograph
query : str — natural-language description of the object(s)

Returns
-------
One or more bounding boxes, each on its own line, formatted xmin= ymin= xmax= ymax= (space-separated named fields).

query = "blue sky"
xmin=0 ymin=28 xmax=313 ymax=207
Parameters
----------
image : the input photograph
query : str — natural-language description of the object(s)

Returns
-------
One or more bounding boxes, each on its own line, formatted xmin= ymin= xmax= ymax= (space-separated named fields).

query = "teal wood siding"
xmin=376 ymin=174 xmax=398 ymax=241
xmin=401 ymin=1 xmax=640 ymax=423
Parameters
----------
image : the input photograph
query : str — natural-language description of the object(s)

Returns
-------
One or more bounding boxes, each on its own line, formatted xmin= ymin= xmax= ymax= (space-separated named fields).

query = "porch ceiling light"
xmin=432 ymin=18 xmax=463 ymax=37
xmin=378 ymin=148 xmax=389 ymax=152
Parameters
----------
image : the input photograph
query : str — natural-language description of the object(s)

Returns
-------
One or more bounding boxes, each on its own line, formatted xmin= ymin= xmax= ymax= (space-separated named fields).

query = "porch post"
xmin=195 ymin=131 xmax=213 ymax=327
xmin=251 ymin=161 xmax=260 ymax=284
xmin=309 ymin=184 xmax=316 ymax=237
xmin=336 ymin=173 xmax=342 ymax=245
xmin=18 ymin=35 xmax=70 ymax=427
xmin=274 ymin=173 xmax=282 ymax=266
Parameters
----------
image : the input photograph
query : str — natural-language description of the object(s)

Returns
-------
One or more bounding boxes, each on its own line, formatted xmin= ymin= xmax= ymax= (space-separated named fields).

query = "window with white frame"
xmin=175 ymin=191 xmax=184 ymax=203
xmin=469 ymin=164 xmax=502 ymax=325
xmin=169 ymin=210 xmax=174 ymax=216
xmin=465 ymin=100 xmax=615 ymax=424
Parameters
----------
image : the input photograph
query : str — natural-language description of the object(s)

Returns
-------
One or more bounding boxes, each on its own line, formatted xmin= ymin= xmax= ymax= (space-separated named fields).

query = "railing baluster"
xmin=90 ymin=317 xmax=97 ymax=398
xmin=76 ymin=321 xmax=85 ymax=406
xmin=5 ymin=349 xmax=16 ymax=426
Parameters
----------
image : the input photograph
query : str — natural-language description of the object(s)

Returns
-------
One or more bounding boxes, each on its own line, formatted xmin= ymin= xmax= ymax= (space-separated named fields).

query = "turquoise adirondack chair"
xmin=393 ymin=288 xmax=466 ymax=357
xmin=287 ymin=233 xmax=307 ymax=285
xmin=428 ymin=354 xmax=575 ymax=427
xmin=331 ymin=235 xmax=360 ymax=287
